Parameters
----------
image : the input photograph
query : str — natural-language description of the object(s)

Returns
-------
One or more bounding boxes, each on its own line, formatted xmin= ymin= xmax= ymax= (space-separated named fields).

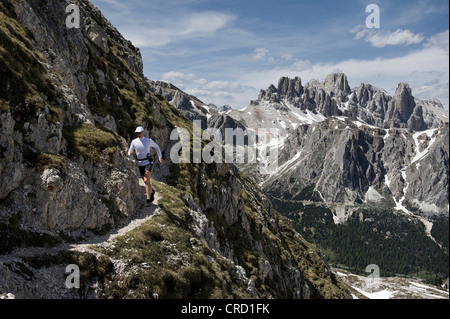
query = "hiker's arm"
xmin=150 ymin=140 xmax=163 ymax=162
xmin=128 ymin=143 xmax=135 ymax=156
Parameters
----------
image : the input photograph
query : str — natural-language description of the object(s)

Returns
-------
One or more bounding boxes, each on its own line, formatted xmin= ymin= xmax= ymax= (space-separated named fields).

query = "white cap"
xmin=135 ymin=126 xmax=144 ymax=133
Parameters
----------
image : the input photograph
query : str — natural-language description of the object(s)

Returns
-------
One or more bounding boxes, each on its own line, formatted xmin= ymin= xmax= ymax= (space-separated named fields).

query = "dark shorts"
xmin=138 ymin=162 xmax=153 ymax=177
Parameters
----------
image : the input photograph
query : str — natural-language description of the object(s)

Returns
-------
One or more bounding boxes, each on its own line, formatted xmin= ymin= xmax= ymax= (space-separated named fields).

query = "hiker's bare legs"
xmin=142 ymin=171 xmax=152 ymax=200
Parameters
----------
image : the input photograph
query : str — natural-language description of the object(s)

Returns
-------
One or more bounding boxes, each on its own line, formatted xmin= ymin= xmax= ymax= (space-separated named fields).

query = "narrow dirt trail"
xmin=73 ymin=188 xmax=161 ymax=255
xmin=0 ymin=180 xmax=161 ymax=262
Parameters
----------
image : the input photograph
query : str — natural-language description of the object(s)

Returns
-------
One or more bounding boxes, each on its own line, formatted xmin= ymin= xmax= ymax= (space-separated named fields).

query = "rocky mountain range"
xmin=231 ymin=74 xmax=449 ymax=217
xmin=245 ymin=73 xmax=446 ymax=131
xmin=0 ymin=0 xmax=352 ymax=299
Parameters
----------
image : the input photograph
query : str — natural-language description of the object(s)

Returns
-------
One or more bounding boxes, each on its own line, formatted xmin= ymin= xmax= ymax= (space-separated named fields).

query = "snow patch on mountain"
xmin=411 ymin=128 xmax=438 ymax=165
xmin=335 ymin=268 xmax=449 ymax=299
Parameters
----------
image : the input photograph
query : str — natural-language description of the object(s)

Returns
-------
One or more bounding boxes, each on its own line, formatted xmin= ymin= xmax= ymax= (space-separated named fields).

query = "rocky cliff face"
xmin=263 ymin=118 xmax=449 ymax=219
xmin=0 ymin=0 xmax=350 ymax=299
xmin=0 ymin=0 xmax=168 ymax=235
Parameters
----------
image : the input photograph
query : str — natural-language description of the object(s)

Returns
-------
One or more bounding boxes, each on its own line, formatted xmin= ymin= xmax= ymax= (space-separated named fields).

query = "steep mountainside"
xmin=0 ymin=0 xmax=351 ymax=299
xmin=265 ymin=119 xmax=449 ymax=218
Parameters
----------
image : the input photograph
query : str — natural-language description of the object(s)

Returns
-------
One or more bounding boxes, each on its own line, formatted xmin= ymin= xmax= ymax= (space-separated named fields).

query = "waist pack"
xmin=136 ymin=153 xmax=152 ymax=162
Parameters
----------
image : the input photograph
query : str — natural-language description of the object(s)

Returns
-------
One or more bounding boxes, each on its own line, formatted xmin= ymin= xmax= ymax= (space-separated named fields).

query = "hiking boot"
xmin=150 ymin=189 xmax=155 ymax=202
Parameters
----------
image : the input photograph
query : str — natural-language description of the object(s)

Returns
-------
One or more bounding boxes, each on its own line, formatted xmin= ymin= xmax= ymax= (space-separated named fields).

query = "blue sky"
xmin=90 ymin=0 xmax=449 ymax=110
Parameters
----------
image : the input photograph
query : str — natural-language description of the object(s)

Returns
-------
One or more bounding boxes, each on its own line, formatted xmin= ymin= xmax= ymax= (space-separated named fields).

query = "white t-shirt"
xmin=128 ymin=136 xmax=162 ymax=166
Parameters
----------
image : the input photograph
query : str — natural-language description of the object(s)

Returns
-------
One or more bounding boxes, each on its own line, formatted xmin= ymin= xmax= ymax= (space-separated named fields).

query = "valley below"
xmin=333 ymin=267 xmax=449 ymax=299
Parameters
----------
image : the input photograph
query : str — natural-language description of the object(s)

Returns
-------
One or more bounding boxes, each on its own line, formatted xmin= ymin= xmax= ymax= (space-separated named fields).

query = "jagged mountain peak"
xmin=277 ymin=76 xmax=303 ymax=98
xmin=324 ymin=72 xmax=351 ymax=94
xmin=395 ymin=81 xmax=413 ymax=94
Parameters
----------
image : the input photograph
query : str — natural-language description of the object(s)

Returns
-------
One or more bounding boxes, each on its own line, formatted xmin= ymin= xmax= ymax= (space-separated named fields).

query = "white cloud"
xmin=202 ymin=81 xmax=248 ymax=93
xmin=161 ymin=71 xmax=211 ymax=89
xmin=161 ymin=71 xmax=196 ymax=83
xmin=118 ymin=11 xmax=236 ymax=48
xmin=161 ymin=71 xmax=255 ymax=106
xmin=182 ymin=12 xmax=234 ymax=36
xmin=280 ymin=54 xmax=294 ymax=62
xmin=251 ymin=48 xmax=269 ymax=60
xmin=424 ymin=30 xmax=449 ymax=50
xmin=368 ymin=29 xmax=425 ymax=47
xmin=290 ymin=59 xmax=313 ymax=73
xmin=352 ymin=26 xmax=425 ymax=47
